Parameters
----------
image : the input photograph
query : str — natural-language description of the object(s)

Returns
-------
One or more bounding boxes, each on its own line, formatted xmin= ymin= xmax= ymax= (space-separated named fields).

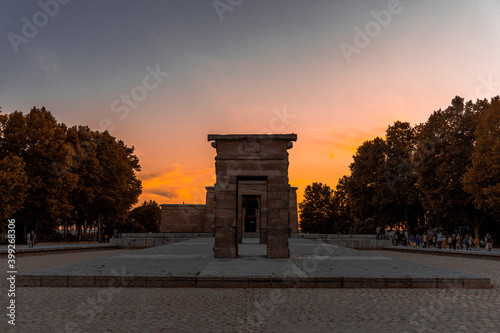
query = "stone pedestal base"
xmin=213 ymin=247 xmax=238 ymax=258
xmin=267 ymin=237 xmax=290 ymax=258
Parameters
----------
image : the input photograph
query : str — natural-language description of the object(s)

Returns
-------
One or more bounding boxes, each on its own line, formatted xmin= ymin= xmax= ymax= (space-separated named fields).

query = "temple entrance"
xmin=209 ymin=134 xmax=297 ymax=258
xmin=239 ymin=195 xmax=266 ymax=257
xmin=237 ymin=179 xmax=267 ymax=245
xmin=242 ymin=195 xmax=259 ymax=233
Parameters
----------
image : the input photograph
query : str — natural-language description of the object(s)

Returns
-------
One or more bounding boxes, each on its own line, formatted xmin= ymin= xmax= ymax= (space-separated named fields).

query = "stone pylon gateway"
xmin=208 ymin=134 xmax=297 ymax=259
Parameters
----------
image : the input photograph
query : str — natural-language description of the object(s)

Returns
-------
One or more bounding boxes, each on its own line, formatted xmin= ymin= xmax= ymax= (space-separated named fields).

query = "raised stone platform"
xmin=18 ymin=238 xmax=491 ymax=289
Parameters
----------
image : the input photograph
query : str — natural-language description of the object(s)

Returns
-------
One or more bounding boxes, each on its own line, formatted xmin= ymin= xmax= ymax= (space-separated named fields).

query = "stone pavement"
xmin=3 ymin=247 xmax=500 ymax=332
xmin=18 ymin=238 xmax=490 ymax=288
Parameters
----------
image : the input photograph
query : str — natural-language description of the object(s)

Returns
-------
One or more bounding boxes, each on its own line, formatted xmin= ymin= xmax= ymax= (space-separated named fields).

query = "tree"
xmin=332 ymin=176 xmax=353 ymax=233
xmin=0 ymin=106 xmax=143 ymax=241
xmin=65 ymin=126 xmax=102 ymax=239
xmin=1 ymin=107 xmax=78 ymax=238
xmin=88 ymin=131 xmax=142 ymax=235
xmin=464 ymin=97 xmax=500 ymax=218
xmin=125 ymin=200 xmax=161 ymax=233
xmin=414 ymin=96 xmax=483 ymax=236
xmin=384 ymin=121 xmax=424 ymax=234
xmin=0 ymin=110 xmax=30 ymax=225
xmin=345 ymin=137 xmax=396 ymax=232
xmin=0 ymin=154 xmax=29 ymax=225
xmin=299 ymin=183 xmax=335 ymax=233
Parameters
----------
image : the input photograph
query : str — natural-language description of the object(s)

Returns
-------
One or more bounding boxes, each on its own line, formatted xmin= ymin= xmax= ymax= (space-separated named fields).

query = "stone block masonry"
xmin=159 ymin=134 xmax=299 ymax=258
xmin=209 ymin=134 xmax=297 ymax=258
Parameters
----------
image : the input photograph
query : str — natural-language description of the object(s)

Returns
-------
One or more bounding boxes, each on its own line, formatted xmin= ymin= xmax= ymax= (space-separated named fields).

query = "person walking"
xmin=486 ymin=234 xmax=493 ymax=252
xmin=437 ymin=233 xmax=443 ymax=249
xmin=474 ymin=236 xmax=480 ymax=251
xmin=451 ymin=234 xmax=457 ymax=250
xmin=28 ymin=230 xmax=36 ymax=248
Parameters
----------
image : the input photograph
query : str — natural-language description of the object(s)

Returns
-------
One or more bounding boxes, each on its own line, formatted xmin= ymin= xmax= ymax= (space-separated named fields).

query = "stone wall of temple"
xmin=160 ymin=204 xmax=207 ymax=233
xmin=289 ymin=187 xmax=299 ymax=234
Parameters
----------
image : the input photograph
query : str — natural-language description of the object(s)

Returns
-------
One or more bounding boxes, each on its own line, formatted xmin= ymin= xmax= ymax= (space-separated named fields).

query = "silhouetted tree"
xmin=299 ymin=183 xmax=335 ymax=233
xmin=125 ymin=200 xmax=161 ymax=233
xmin=414 ymin=97 xmax=483 ymax=235
xmin=332 ymin=176 xmax=353 ymax=233
xmin=384 ymin=121 xmax=424 ymax=234
xmin=344 ymin=137 xmax=397 ymax=232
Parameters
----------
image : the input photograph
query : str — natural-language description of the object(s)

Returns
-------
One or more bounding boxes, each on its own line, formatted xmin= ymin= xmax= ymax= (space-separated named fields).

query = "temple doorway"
xmin=242 ymin=195 xmax=259 ymax=233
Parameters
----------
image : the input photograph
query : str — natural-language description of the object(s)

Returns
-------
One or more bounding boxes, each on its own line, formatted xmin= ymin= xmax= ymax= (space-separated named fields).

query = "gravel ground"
xmin=2 ymin=248 xmax=500 ymax=333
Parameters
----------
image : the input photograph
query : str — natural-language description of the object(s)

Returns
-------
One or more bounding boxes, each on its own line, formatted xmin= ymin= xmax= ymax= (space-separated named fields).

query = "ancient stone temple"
xmin=160 ymin=134 xmax=298 ymax=259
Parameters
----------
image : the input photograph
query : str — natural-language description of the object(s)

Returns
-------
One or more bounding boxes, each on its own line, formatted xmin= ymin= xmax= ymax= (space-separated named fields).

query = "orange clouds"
xmin=139 ymin=164 xmax=215 ymax=205
xmin=137 ymin=126 xmax=388 ymax=207
xmin=308 ymin=126 xmax=387 ymax=156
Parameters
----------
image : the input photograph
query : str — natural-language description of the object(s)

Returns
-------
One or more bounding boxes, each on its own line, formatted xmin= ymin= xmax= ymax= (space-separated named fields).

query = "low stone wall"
xmin=325 ymin=238 xmax=391 ymax=249
xmin=292 ymin=234 xmax=392 ymax=249
xmin=111 ymin=233 xmax=391 ymax=249
xmin=110 ymin=233 xmax=212 ymax=248
xmin=292 ymin=234 xmax=379 ymax=240
xmin=160 ymin=204 xmax=208 ymax=233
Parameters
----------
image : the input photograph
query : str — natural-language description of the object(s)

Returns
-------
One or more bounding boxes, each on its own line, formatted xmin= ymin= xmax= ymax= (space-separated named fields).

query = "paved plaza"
xmin=3 ymin=242 xmax=500 ymax=332
xmin=18 ymin=238 xmax=489 ymax=288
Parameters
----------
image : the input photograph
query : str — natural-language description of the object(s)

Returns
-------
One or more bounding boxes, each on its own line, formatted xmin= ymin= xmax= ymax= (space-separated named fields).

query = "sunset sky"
xmin=2 ymin=0 xmax=500 ymax=205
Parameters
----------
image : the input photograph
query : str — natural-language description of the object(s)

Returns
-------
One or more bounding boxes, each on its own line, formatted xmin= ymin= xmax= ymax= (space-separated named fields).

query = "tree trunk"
xmin=471 ymin=212 xmax=485 ymax=239
xmin=98 ymin=220 xmax=102 ymax=243
xmin=23 ymin=220 xmax=27 ymax=243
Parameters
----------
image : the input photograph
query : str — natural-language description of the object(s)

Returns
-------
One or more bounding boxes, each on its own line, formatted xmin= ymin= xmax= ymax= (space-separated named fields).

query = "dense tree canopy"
xmin=299 ymin=96 xmax=500 ymax=239
xmin=124 ymin=200 xmax=162 ymax=233
xmin=299 ymin=182 xmax=351 ymax=234
xmin=299 ymin=183 xmax=334 ymax=234
xmin=464 ymin=98 xmax=500 ymax=217
xmin=413 ymin=97 xmax=482 ymax=234
xmin=0 ymin=154 xmax=28 ymax=225
xmin=0 ymin=107 xmax=144 ymax=241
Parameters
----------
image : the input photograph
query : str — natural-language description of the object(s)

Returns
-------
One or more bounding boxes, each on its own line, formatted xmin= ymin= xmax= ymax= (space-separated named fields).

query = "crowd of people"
xmin=391 ymin=230 xmax=494 ymax=252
